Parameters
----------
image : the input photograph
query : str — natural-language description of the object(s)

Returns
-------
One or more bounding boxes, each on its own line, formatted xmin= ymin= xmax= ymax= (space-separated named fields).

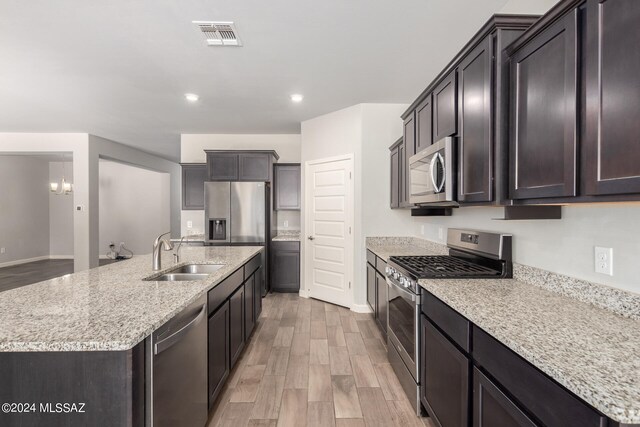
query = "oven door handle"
xmin=387 ymin=278 xmax=419 ymax=303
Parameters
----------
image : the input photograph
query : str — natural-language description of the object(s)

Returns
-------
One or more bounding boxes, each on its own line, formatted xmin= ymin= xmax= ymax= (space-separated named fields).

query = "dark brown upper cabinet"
xmin=205 ymin=151 xmax=279 ymax=182
xmin=206 ymin=152 xmax=239 ymax=181
xmin=181 ymin=164 xmax=207 ymax=210
xmin=509 ymin=10 xmax=578 ymax=200
xmin=433 ymin=70 xmax=458 ymax=141
xmin=415 ymin=95 xmax=433 ymax=154
xmin=584 ymin=0 xmax=640 ymax=196
xmin=238 ymin=153 xmax=272 ymax=181
xmin=458 ymin=36 xmax=493 ymax=203
xmin=402 ymin=113 xmax=416 ymax=208
xmin=398 ymin=138 xmax=408 ymax=208
xmin=274 ymin=163 xmax=301 ymax=210
xmin=389 ymin=139 xmax=401 ymax=209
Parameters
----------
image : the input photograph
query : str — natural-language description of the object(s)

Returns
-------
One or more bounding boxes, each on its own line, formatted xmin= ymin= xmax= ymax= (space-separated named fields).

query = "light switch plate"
xmin=187 ymin=221 xmax=193 ymax=229
xmin=0 ymin=247 xmax=5 ymax=254
xmin=595 ymin=246 xmax=613 ymax=276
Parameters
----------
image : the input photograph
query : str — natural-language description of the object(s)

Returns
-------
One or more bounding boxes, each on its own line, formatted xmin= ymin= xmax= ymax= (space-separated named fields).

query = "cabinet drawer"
xmin=422 ymin=291 xmax=470 ymax=352
xmin=375 ymin=257 xmax=387 ymax=275
xmin=473 ymin=326 xmax=605 ymax=427
xmin=273 ymin=241 xmax=300 ymax=252
xmin=244 ymin=254 xmax=262 ymax=278
xmin=208 ymin=268 xmax=243 ymax=315
xmin=366 ymin=250 xmax=376 ymax=266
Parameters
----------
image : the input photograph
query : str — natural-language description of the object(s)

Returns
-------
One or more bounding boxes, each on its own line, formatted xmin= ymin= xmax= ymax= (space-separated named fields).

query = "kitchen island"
xmin=0 ymin=246 xmax=264 ymax=427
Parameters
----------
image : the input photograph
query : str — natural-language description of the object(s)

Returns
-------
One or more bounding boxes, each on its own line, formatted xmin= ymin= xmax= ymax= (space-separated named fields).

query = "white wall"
xmin=99 ymin=160 xmax=170 ymax=256
xmin=49 ymin=161 xmax=74 ymax=257
xmin=0 ymin=156 xmax=50 ymax=265
xmin=300 ymin=104 xmax=412 ymax=307
xmin=499 ymin=0 xmax=558 ymax=14
xmin=180 ymin=134 xmax=302 ymax=236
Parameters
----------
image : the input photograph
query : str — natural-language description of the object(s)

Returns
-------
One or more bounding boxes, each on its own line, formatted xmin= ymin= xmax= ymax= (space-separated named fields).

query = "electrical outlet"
xmin=420 ymin=225 xmax=425 ymax=236
xmin=187 ymin=221 xmax=193 ymax=229
xmin=594 ymin=246 xmax=613 ymax=276
xmin=0 ymin=247 xmax=5 ymax=254
xmin=284 ymin=220 xmax=289 ymax=228
xmin=438 ymin=227 xmax=444 ymax=240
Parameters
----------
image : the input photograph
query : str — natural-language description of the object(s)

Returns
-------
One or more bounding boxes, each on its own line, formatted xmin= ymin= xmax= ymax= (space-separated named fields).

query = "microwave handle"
xmin=429 ymin=154 xmax=439 ymax=191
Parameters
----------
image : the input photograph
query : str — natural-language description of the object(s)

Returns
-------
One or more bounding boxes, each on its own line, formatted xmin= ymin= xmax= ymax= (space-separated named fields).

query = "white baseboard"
xmin=298 ymin=289 xmax=310 ymax=299
xmin=0 ymin=255 xmax=50 ymax=269
xmin=49 ymin=255 xmax=74 ymax=260
xmin=351 ymin=303 xmax=373 ymax=314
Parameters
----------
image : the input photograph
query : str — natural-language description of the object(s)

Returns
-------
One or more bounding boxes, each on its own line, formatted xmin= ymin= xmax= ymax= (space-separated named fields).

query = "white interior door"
xmin=305 ymin=155 xmax=354 ymax=308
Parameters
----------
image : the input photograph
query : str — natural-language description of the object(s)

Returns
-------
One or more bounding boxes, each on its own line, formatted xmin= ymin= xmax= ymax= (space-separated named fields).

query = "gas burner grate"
xmin=390 ymin=255 xmax=502 ymax=278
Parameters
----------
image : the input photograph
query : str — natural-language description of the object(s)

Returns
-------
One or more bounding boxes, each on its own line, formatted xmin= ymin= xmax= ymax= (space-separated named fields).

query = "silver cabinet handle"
xmin=308 ymin=236 xmax=315 ymax=241
xmin=154 ymin=304 xmax=206 ymax=355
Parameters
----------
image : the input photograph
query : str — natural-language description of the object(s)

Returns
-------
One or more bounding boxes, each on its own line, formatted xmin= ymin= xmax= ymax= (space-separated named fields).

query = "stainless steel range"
xmin=385 ymin=228 xmax=512 ymax=415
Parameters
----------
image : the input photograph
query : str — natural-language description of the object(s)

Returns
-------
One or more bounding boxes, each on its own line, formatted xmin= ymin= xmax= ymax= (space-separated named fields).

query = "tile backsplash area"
xmin=181 ymin=209 xmax=300 ymax=237
xmin=276 ymin=210 xmax=300 ymax=231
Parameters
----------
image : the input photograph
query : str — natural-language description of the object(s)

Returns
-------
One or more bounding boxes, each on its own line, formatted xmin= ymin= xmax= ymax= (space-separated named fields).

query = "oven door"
xmin=409 ymin=137 xmax=456 ymax=206
xmin=387 ymin=277 xmax=420 ymax=380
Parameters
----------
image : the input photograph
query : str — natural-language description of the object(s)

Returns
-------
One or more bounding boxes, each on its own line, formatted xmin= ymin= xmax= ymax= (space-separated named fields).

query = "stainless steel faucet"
xmin=152 ymin=232 xmax=174 ymax=271
xmin=173 ymin=235 xmax=189 ymax=264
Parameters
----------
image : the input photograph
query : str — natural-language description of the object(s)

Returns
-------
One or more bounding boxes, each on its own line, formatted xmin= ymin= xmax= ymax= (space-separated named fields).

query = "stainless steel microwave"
xmin=408 ymin=137 xmax=457 ymax=206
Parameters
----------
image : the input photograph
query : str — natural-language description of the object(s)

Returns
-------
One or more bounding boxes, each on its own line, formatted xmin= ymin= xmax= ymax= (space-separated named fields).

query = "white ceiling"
xmin=0 ymin=0 xmax=511 ymax=160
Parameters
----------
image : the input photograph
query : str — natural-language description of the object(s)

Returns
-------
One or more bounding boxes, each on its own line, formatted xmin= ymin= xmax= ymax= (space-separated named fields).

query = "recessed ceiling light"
xmin=185 ymin=93 xmax=199 ymax=102
xmin=290 ymin=94 xmax=304 ymax=103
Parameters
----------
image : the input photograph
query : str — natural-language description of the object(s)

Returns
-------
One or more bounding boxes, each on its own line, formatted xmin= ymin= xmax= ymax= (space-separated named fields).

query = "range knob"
xmin=393 ymin=272 xmax=400 ymax=280
xmin=399 ymin=277 xmax=405 ymax=286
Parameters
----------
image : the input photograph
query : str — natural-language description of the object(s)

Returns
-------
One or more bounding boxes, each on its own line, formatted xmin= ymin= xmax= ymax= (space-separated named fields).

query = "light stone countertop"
xmin=0 ymin=246 xmax=262 ymax=352
xmin=273 ymin=230 xmax=301 ymax=242
xmin=365 ymin=237 xmax=640 ymax=424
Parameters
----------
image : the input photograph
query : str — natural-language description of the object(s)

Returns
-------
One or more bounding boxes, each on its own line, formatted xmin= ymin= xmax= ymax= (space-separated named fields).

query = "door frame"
xmin=302 ymin=153 xmax=355 ymax=310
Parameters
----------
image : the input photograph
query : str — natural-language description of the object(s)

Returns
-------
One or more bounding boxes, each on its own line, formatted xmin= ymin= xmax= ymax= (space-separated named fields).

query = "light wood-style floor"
xmin=207 ymin=292 xmax=435 ymax=427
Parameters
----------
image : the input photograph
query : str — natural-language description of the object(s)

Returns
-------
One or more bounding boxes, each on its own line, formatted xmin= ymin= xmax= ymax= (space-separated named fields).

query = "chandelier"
xmin=50 ymin=154 xmax=73 ymax=195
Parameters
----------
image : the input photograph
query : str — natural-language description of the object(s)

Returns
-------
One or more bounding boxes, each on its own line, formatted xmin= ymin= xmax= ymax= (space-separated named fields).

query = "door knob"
xmin=307 ymin=236 xmax=315 ymax=241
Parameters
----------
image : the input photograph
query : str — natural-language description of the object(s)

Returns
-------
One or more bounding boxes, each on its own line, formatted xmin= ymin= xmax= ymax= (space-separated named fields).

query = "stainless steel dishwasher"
xmin=146 ymin=295 xmax=208 ymax=427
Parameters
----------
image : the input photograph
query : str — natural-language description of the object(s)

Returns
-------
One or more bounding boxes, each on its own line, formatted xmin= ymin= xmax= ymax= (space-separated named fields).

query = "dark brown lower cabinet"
xmin=375 ymin=271 xmax=387 ymax=337
xmin=366 ymin=263 xmax=376 ymax=312
xmin=473 ymin=368 xmax=536 ymax=427
xmin=208 ymin=301 xmax=230 ymax=408
xmin=229 ymin=285 xmax=245 ymax=368
xmin=244 ymin=274 xmax=255 ymax=338
xmin=271 ymin=241 xmax=300 ymax=292
xmin=254 ymin=266 xmax=264 ymax=319
xmin=421 ymin=315 xmax=469 ymax=427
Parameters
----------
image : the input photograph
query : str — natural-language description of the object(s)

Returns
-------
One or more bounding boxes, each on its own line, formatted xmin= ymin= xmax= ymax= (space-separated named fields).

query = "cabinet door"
xmin=274 ymin=164 xmax=301 ymax=210
xmin=404 ymin=113 xmax=416 ymax=208
xmin=271 ymin=244 xmax=301 ymax=292
xmin=473 ymin=368 xmax=536 ymax=427
xmin=208 ymin=301 xmax=230 ymax=407
xmin=239 ymin=153 xmax=271 ymax=181
xmin=375 ymin=271 xmax=387 ymax=336
xmin=416 ymin=96 xmax=433 ymax=154
xmin=366 ymin=263 xmax=376 ymax=312
xmin=182 ymin=164 xmax=207 ymax=210
xmin=390 ymin=145 xmax=400 ymax=209
xmin=421 ymin=317 xmax=469 ymax=427
xmin=244 ymin=274 xmax=255 ymax=338
xmin=585 ymin=0 xmax=640 ymax=195
xmin=433 ymin=70 xmax=458 ymax=141
xmin=510 ymin=11 xmax=577 ymax=200
xmin=229 ymin=285 xmax=245 ymax=368
xmin=458 ymin=36 xmax=493 ymax=203
xmin=207 ymin=153 xmax=239 ymax=181
xmin=398 ymin=140 xmax=407 ymax=207
xmin=255 ymin=266 xmax=263 ymax=318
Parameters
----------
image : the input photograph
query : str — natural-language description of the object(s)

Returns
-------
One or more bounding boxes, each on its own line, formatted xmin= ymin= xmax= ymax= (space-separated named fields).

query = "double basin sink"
xmin=146 ymin=264 xmax=224 ymax=282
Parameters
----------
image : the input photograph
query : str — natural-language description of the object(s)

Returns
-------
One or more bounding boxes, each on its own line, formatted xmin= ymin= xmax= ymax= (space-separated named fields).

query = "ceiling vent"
xmin=193 ymin=21 xmax=241 ymax=46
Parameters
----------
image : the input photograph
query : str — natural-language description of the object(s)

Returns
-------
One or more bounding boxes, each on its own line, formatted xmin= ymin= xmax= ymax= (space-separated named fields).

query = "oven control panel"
xmin=385 ymin=266 xmax=417 ymax=293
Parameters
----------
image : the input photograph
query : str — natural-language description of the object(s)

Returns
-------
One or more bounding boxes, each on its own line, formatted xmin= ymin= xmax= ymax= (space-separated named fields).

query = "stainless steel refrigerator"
xmin=205 ymin=181 xmax=272 ymax=296
xmin=204 ymin=181 xmax=269 ymax=245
